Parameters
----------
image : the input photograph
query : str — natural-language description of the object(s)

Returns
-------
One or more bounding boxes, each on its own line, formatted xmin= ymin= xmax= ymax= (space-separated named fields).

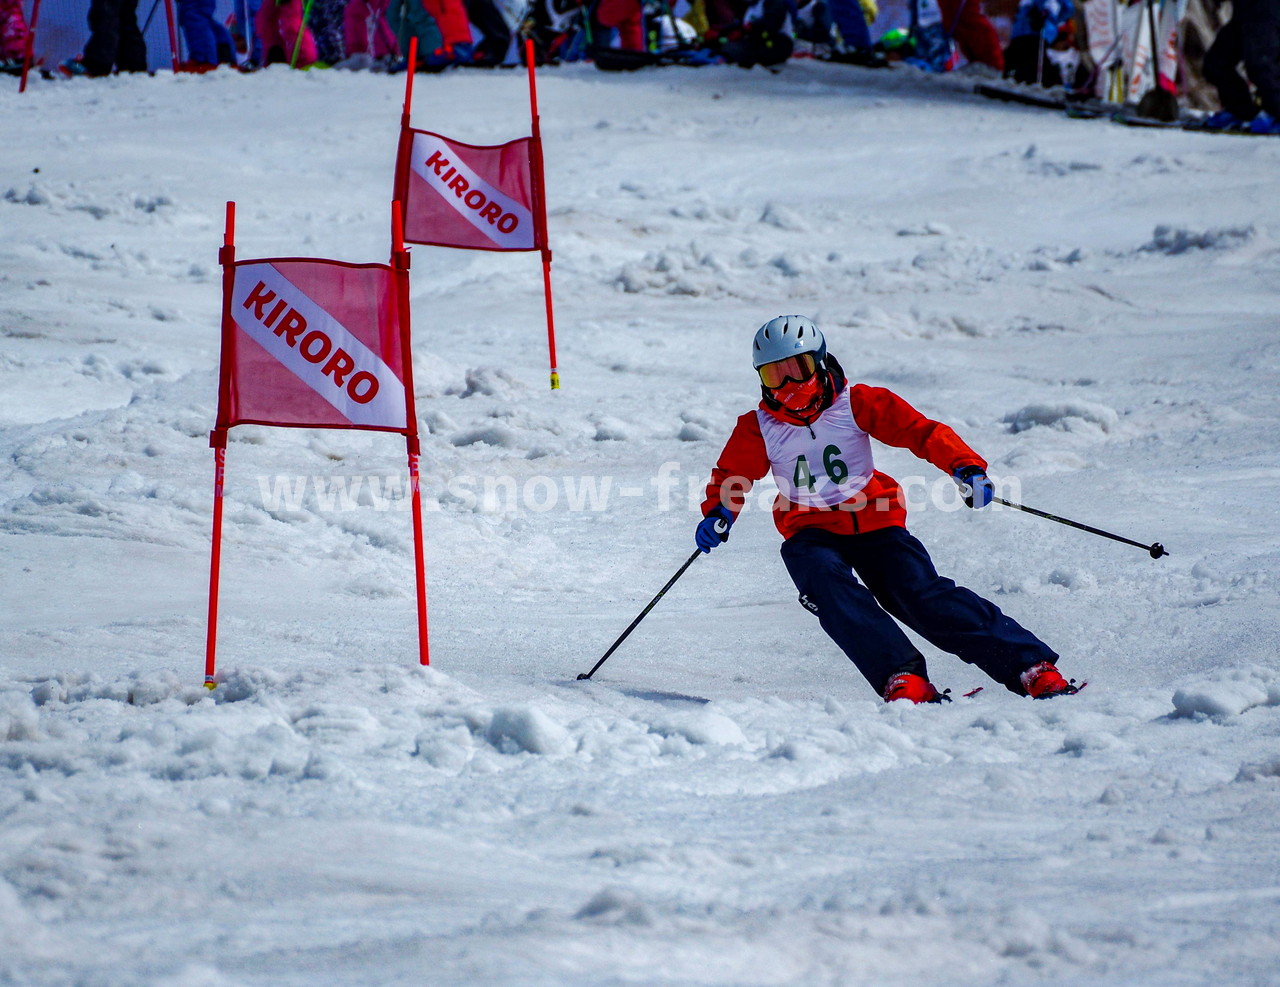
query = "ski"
xmin=974 ymin=82 xmax=1069 ymax=111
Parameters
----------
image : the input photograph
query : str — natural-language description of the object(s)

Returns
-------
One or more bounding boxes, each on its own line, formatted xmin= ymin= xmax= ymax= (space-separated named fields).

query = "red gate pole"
xmin=19 ymin=0 xmax=41 ymax=93
xmin=162 ymin=0 xmax=180 ymax=72
xmin=392 ymin=200 xmax=430 ymax=665
xmin=525 ymin=38 xmax=560 ymax=391
xmin=205 ymin=201 xmax=237 ymax=688
xmin=391 ymin=37 xmax=419 ymax=207
xmin=204 ymin=435 xmax=227 ymax=687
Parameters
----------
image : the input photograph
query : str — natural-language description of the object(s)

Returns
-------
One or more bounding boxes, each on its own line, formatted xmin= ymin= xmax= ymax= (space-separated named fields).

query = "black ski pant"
xmin=780 ymin=526 xmax=1058 ymax=696
xmin=1204 ymin=0 xmax=1280 ymax=120
xmin=84 ymin=0 xmax=148 ymax=75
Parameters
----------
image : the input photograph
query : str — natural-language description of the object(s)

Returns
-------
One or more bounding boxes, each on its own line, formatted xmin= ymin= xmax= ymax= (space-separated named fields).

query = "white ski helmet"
xmin=752 ymin=315 xmax=826 ymax=369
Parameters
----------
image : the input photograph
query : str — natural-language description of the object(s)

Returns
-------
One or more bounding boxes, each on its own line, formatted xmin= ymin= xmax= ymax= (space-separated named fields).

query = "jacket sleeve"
xmin=848 ymin=384 xmax=987 ymax=476
xmin=701 ymin=411 xmax=772 ymax=517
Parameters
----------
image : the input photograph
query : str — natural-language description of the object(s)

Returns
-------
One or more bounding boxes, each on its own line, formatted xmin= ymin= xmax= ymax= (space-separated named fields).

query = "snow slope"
xmin=2 ymin=62 xmax=1280 ymax=985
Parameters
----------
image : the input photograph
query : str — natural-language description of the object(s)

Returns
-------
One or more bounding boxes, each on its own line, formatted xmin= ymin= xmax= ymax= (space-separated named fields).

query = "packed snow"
xmin=3 ymin=60 xmax=1280 ymax=986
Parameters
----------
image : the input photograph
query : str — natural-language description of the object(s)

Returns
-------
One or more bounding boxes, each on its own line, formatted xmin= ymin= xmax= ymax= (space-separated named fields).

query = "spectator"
xmin=596 ymin=0 xmax=645 ymax=51
xmin=231 ymin=0 xmax=265 ymax=65
xmin=795 ymin=0 xmax=887 ymax=64
xmin=60 ymin=0 xmax=148 ymax=76
xmin=177 ymin=0 xmax=237 ymax=70
xmin=388 ymin=0 xmax=443 ymax=66
xmin=386 ymin=0 xmax=473 ymax=69
xmin=940 ymin=0 xmax=1002 ymax=70
xmin=341 ymin=0 xmax=399 ymax=68
xmin=464 ymin=0 xmax=512 ymax=65
xmin=1203 ymin=0 xmax=1280 ymax=134
xmin=308 ymin=0 xmax=349 ymax=65
xmin=911 ymin=0 xmax=1002 ymax=72
xmin=1 ymin=0 xmax=29 ymax=74
xmin=520 ymin=0 xmax=590 ymax=65
xmin=1004 ymin=0 xmax=1083 ymax=88
xmin=829 ymin=0 xmax=887 ymax=61
xmin=714 ymin=0 xmax=797 ymax=69
xmin=420 ymin=0 xmax=475 ymax=66
xmin=257 ymin=0 xmax=318 ymax=66
xmin=698 ymin=0 xmax=743 ymax=36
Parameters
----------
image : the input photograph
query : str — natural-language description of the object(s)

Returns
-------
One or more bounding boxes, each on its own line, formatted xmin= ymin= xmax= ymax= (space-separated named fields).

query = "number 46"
xmin=793 ymin=444 xmax=847 ymax=491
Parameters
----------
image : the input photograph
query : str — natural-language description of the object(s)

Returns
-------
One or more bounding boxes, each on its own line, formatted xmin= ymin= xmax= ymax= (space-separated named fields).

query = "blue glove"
xmin=695 ymin=505 xmax=734 ymax=553
xmin=952 ymin=466 xmax=994 ymax=509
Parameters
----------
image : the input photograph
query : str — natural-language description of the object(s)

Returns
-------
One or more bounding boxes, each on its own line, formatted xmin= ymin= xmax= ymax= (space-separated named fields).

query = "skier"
xmin=695 ymin=315 xmax=1077 ymax=703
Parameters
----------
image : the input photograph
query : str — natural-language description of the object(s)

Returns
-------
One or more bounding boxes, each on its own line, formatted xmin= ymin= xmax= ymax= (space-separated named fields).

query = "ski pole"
xmin=141 ymin=0 xmax=163 ymax=34
xmin=576 ymin=519 xmax=728 ymax=681
xmin=993 ymin=497 xmax=1168 ymax=559
xmin=291 ymin=0 xmax=316 ymax=68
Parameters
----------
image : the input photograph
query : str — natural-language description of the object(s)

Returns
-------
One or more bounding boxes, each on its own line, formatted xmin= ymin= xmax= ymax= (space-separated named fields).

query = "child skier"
xmin=696 ymin=315 xmax=1077 ymax=703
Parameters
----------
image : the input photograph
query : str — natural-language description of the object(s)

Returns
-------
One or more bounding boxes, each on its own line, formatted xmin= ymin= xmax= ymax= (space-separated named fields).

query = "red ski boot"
xmin=1020 ymin=661 xmax=1081 ymax=699
xmin=883 ymin=672 xmax=950 ymax=704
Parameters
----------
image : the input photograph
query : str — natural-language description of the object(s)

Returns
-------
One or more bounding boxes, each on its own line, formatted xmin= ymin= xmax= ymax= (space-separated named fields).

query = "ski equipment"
xmin=696 ymin=505 xmax=735 ymax=553
xmin=993 ymin=496 xmax=1167 ymax=558
xmin=953 ymin=466 xmax=995 ymax=508
xmin=576 ymin=518 xmax=729 ymax=681
xmin=1020 ymin=661 xmax=1081 ymax=698
xmin=754 ymin=316 xmax=832 ymax=415
xmin=883 ymin=672 xmax=951 ymax=703
xmin=752 ymin=315 xmax=827 ymax=369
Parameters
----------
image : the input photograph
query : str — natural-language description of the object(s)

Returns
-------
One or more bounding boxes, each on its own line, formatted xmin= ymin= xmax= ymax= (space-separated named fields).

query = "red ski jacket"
xmin=701 ymin=383 xmax=987 ymax=540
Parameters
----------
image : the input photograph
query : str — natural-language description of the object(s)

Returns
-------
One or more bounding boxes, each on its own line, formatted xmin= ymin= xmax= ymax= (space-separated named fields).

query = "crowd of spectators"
xmin=4 ymin=0 xmax=1278 ymax=133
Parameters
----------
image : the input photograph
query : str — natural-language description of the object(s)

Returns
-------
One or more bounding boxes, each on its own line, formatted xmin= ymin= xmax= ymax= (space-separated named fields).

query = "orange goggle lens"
xmin=758 ymin=353 xmax=817 ymax=389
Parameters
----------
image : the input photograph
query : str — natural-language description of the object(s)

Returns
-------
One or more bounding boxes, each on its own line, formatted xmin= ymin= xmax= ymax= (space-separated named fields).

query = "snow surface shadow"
xmin=617 ymin=688 xmax=710 ymax=706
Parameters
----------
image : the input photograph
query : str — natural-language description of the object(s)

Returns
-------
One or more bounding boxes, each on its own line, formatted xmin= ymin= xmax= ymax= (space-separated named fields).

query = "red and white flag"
xmin=219 ymin=259 xmax=409 ymax=433
xmin=397 ymin=129 xmax=543 ymax=252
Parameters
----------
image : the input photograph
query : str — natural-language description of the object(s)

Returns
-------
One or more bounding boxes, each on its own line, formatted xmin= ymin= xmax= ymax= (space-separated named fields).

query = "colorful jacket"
xmin=701 ymin=382 xmax=986 ymax=540
xmin=1 ymin=0 xmax=29 ymax=60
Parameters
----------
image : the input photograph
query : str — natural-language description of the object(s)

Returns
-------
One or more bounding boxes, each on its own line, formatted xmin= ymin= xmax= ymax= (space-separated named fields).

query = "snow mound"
xmin=448 ymin=367 xmax=524 ymax=400
xmin=484 ymin=705 xmax=572 ymax=755
xmin=450 ymin=424 xmax=520 ymax=449
xmin=1171 ymin=666 xmax=1280 ymax=719
xmin=648 ymin=709 xmax=748 ymax=747
xmin=760 ymin=202 xmax=808 ymax=231
xmin=1236 ymin=756 xmax=1280 ymax=783
xmin=27 ymin=669 xmax=204 ymax=707
xmin=574 ymin=887 xmax=654 ymax=926
xmin=1004 ymin=401 xmax=1119 ymax=434
xmin=1 ymin=693 xmax=41 ymax=741
xmin=1143 ymin=224 xmax=1255 ymax=255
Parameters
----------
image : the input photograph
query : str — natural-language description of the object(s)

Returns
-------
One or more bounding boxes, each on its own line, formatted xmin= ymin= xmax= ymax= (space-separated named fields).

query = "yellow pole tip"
xmin=203 ymin=680 xmax=218 ymax=691
xmin=549 ymin=372 xmax=561 ymax=391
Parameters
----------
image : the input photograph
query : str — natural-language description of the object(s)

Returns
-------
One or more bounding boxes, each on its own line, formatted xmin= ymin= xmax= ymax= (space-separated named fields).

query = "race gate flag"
xmin=397 ymin=130 xmax=541 ymax=252
xmin=391 ymin=37 xmax=561 ymax=390
xmin=221 ymin=259 xmax=408 ymax=432
xmin=205 ymin=202 xmax=431 ymax=689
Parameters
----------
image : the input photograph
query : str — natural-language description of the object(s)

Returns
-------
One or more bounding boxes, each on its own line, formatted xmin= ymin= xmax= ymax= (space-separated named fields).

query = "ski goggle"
xmin=758 ymin=353 xmax=817 ymax=390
